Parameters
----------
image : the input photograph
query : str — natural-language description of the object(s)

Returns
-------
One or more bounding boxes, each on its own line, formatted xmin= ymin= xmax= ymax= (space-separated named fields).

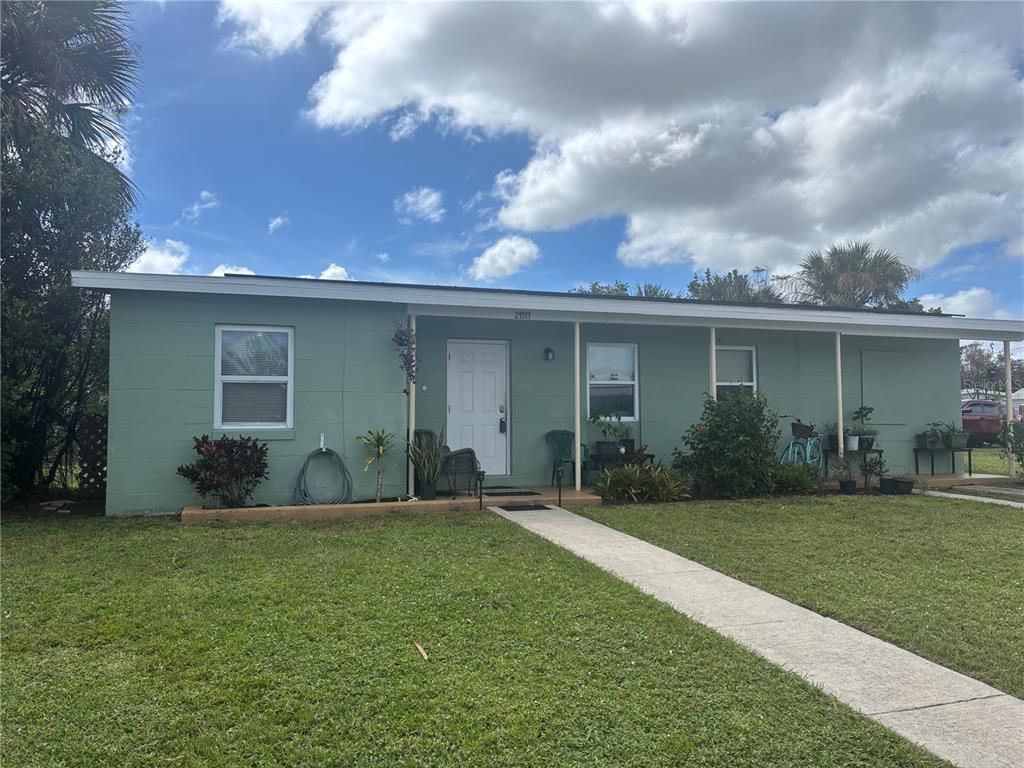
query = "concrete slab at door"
xmin=447 ymin=340 xmax=508 ymax=476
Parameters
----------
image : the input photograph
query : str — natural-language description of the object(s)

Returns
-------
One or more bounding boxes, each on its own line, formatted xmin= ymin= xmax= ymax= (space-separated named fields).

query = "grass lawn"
xmin=579 ymin=495 xmax=1023 ymax=699
xmin=971 ymin=446 xmax=1010 ymax=475
xmin=0 ymin=512 xmax=948 ymax=767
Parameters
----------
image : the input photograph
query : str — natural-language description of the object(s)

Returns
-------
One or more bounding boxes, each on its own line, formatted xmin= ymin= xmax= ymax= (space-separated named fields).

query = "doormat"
xmin=483 ymin=489 xmax=542 ymax=497
xmin=496 ymin=504 xmax=551 ymax=512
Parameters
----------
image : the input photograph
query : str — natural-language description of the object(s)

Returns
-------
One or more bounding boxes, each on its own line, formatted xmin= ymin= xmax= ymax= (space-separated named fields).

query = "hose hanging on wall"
xmin=294 ymin=448 xmax=353 ymax=505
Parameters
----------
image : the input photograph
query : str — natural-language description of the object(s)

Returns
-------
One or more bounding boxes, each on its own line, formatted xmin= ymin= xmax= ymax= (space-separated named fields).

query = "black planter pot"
xmin=894 ymin=479 xmax=915 ymax=495
xmin=858 ymin=435 xmax=876 ymax=450
xmin=595 ymin=441 xmax=620 ymax=457
xmin=419 ymin=481 xmax=437 ymax=501
xmin=838 ymin=479 xmax=857 ymax=494
xmin=944 ymin=433 xmax=969 ymax=449
xmin=878 ymin=477 xmax=897 ymax=495
xmin=619 ymin=439 xmax=635 ymax=456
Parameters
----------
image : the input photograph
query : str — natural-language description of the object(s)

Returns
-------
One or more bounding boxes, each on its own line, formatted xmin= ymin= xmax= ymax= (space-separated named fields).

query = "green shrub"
xmin=1000 ymin=421 xmax=1024 ymax=470
xmin=594 ymin=464 xmax=689 ymax=504
xmin=177 ymin=434 xmax=269 ymax=508
xmin=771 ymin=463 xmax=822 ymax=496
xmin=673 ymin=390 xmax=780 ymax=498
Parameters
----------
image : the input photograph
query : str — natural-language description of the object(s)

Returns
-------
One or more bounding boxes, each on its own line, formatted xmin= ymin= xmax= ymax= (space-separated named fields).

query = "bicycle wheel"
xmin=780 ymin=440 xmax=805 ymax=464
xmin=805 ymin=436 xmax=822 ymax=469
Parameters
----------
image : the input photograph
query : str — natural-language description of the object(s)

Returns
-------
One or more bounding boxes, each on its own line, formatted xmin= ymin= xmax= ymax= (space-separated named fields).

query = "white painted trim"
xmin=714 ymin=345 xmax=757 ymax=394
xmin=214 ymin=325 xmax=294 ymax=429
xmin=708 ymin=327 xmax=717 ymax=401
xmin=1006 ymin=340 xmax=1016 ymax=478
xmin=71 ymin=271 xmax=1024 ymax=342
xmin=585 ymin=342 xmax=639 ymax=422
xmin=445 ymin=338 xmax=511 ymax=477
xmin=835 ymin=331 xmax=845 ymax=459
xmin=573 ymin=321 xmax=581 ymax=492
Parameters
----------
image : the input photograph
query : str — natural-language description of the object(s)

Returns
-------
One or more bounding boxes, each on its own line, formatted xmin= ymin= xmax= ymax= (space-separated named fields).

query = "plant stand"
xmin=913 ymin=447 xmax=973 ymax=476
xmin=823 ymin=448 xmax=884 ymax=476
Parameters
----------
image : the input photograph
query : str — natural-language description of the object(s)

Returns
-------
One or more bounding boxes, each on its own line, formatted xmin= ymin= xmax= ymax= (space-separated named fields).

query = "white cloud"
xmin=178 ymin=190 xmax=220 ymax=224
xmin=374 ymin=252 xmax=391 ymax=263
xmin=319 ymin=263 xmax=351 ymax=280
xmin=469 ymin=236 xmax=540 ymax=281
xmin=395 ymin=186 xmax=446 ymax=224
xmin=217 ymin=0 xmax=332 ymax=55
xmin=209 ymin=264 xmax=255 ymax=277
xmin=918 ymin=287 xmax=1013 ymax=320
xmin=268 ymin=213 xmax=289 ymax=234
xmin=127 ymin=239 xmax=191 ymax=274
xmin=220 ymin=2 xmax=1024 ymax=275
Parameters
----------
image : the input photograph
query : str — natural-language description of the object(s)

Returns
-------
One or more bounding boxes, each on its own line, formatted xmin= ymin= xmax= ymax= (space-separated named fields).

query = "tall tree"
xmin=570 ymin=280 xmax=678 ymax=298
xmin=1 ymin=1 xmax=138 ymax=202
xmin=686 ymin=268 xmax=782 ymax=303
xmin=781 ymin=241 xmax=923 ymax=309
xmin=1 ymin=0 xmax=143 ymax=496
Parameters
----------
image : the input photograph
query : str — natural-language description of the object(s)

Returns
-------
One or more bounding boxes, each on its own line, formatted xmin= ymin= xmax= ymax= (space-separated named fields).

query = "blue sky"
xmin=124 ymin=2 xmax=1023 ymax=325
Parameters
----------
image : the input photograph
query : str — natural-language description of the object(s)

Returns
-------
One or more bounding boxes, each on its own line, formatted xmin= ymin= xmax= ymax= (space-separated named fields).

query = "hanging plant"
xmin=392 ymin=321 xmax=417 ymax=385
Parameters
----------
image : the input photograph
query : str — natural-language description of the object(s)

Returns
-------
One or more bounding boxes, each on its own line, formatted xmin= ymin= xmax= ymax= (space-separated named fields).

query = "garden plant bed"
xmin=2 ymin=512 xmax=947 ymax=766
xmin=577 ymin=494 xmax=1024 ymax=698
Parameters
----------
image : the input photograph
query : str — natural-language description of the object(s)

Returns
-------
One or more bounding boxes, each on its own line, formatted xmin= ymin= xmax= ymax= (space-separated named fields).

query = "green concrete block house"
xmin=71 ymin=271 xmax=1024 ymax=516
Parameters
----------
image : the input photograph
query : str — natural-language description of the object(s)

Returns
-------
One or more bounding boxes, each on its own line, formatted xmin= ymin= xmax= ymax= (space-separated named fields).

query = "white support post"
xmin=407 ymin=314 xmax=417 ymax=495
xmin=835 ymin=331 xmax=844 ymax=458
xmin=574 ymin=320 xmax=582 ymax=492
xmin=1006 ymin=340 xmax=1016 ymax=478
xmin=709 ymin=326 xmax=717 ymax=400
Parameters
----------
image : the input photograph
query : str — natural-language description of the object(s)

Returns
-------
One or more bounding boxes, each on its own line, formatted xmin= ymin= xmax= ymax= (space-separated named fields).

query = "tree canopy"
xmin=685 ymin=268 xmax=781 ymax=304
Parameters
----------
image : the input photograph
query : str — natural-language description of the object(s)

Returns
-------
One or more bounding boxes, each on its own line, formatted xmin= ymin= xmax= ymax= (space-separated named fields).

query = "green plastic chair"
xmin=544 ymin=430 xmax=587 ymax=486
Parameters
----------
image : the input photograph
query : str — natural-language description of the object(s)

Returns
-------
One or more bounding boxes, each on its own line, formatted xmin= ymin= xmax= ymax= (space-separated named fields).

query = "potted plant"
xmin=850 ymin=405 xmax=878 ymax=450
xmin=915 ymin=422 xmax=944 ymax=450
xmin=940 ymin=420 xmax=969 ymax=449
xmin=879 ymin=472 xmax=897 ymax=495
xmin=590 ymin=411 xmax=633 ymax=456
xmin=893 ymin=475 xmax=916 ymax=495
xmin=831 ymin=454 xmax=857 ymax=494
xmin=408 ymin=427 xmax=445 ymax=500
xmin=860 ymin=454 xmax=887 ymax=491
xmin=356 ymin=429 xmax=396 ymax=503
xmin=821 ymin=420 xmax=842 ymax=452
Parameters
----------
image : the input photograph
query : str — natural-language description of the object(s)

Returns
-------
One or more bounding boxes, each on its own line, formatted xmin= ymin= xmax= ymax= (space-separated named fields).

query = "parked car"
xmin=961 ymin=399 xmax=1005 ymax=446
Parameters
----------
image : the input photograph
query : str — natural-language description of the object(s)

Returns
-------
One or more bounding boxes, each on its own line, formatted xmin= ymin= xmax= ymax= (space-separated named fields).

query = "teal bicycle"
xmin=779 ymin=419 xmax=823 ymax=470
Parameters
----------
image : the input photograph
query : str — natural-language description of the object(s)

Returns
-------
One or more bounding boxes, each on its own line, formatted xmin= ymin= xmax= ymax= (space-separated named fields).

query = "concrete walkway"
xmin=924 ymin=489 xmax=1024 ymax=509
xmin=493 ymin=505 xmax=1024 ymax=768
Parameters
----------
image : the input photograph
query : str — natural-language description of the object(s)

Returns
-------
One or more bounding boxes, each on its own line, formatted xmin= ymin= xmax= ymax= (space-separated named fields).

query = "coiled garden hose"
xmin=294 ymin=448 xmax=353 ymax=505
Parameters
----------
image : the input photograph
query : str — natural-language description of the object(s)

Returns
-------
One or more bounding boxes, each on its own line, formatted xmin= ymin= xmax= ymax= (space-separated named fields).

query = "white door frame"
xmin=446 ymin=339 xmax=511 ymax=477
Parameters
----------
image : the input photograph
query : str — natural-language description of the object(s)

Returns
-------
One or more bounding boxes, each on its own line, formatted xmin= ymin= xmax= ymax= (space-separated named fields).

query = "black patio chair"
xmin=544 ymin=430 xmax=587 ymax=486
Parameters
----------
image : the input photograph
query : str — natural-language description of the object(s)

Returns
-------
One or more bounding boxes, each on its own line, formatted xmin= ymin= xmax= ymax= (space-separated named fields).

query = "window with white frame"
xmin=716 ymin=346 xmax=757 ymax=399
xmin=587 ymin=343 xmax=638 ymax=420
xmin=215 ymin=326 xmax=293 ymax=428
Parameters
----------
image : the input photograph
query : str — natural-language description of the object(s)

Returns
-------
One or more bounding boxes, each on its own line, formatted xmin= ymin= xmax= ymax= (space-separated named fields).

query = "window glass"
xmin=590 ymin=384 xmax=636 ymax=419
xmin=588 ymin=344 xmax=635 ymax=382
xmin=221 ymin=330 xmax=289 ymax=376
xmin=716 ymin=348 xmax=754 ymax=384
xmin=222 ymin=382 xmax=288 ymax=424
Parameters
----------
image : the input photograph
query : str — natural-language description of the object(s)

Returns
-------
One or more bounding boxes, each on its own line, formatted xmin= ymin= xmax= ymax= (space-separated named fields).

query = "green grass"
xmin=579 ymin=495 xmax=1024 ymax=698
xmin=971 ymin=446 xmax=1010 ymax=475
xmin=0 ymin=512 xmax=948 ymax=767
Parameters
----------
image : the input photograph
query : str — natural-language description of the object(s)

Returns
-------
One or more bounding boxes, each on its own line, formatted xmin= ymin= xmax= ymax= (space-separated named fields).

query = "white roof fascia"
xmin=70 ymin=270 xmax=1024 ymax=342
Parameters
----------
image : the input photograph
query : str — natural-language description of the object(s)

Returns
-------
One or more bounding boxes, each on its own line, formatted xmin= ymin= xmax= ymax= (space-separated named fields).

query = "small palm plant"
xmin=356 ymin=429 xmax=396 ymax=503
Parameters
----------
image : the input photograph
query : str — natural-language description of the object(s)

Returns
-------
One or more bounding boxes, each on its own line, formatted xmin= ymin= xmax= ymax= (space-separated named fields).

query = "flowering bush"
xmin=177 ymin=434 xmax=269 ymax=508
xmin=672 ymin=390 xmax=780 ymax=498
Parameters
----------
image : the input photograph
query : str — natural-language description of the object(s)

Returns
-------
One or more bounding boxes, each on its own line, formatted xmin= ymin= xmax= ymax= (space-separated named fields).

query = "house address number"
xmin=513 ymin=310 xmax=531 ymax=320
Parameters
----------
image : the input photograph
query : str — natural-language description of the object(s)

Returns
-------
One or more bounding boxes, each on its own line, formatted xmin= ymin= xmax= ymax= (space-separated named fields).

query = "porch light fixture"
xmin=544 ymin=346 xmax=555 ymax=362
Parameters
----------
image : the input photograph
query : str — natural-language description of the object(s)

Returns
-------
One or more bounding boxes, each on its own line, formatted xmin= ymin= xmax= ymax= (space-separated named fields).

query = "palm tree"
xmin=1 ymin=1 xmax=139 ymax=200
xmin=782 ymin=241 xmax=921 ymax=309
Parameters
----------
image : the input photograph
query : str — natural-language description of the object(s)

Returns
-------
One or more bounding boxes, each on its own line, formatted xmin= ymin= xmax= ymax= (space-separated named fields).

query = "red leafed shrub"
xmin=176 ymin=435 xmax=269 ymax=508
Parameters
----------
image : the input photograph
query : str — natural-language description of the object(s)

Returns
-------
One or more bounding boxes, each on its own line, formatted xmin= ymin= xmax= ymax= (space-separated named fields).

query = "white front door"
xmin=447 ymin=340 xmax=508 ymax=476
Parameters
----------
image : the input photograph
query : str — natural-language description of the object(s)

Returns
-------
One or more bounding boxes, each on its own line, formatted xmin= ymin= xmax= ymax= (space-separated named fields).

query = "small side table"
xmin=913 ymin=447 xmax=973 ymax=476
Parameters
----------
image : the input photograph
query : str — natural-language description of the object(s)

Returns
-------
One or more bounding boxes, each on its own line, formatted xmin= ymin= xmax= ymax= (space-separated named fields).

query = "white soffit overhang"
xmin=71 ymin=271 xmax=1024 ymax=342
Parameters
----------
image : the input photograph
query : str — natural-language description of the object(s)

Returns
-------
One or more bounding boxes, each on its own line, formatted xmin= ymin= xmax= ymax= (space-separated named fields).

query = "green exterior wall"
xmin=416 ymin=318 xmax=962 ymax=483
xmin=105 ymin=291 xmax=962 ymax=515
xmin=106 ymin=291 xmax=407 ymax=516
